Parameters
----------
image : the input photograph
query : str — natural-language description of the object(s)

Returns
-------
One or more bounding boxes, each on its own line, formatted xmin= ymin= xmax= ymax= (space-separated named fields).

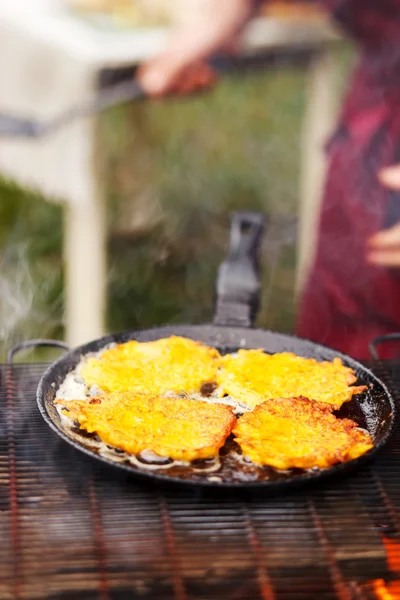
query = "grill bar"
xmin=348 ymin=581 xmax=368 ymax=600
xmin=160 ymin=495 xmax=187 ymax=600
xmin=1 ymin=361 xmax=400 ymax=599
xmin=371 ymin=470 xmax=400 ymax=539
xmin=88 ymin=477 xmax=110 ymax=600
xmin=5 ymin=365 xmax=21 ymax=600
xmin=308 ymin=498 xmax=350 ymax=600
xmin=242 ymin=504 xmax=276 ymax=600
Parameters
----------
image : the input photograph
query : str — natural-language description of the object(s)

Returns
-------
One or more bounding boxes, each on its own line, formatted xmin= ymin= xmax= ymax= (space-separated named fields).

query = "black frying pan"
xmin=27 ymin=212 xmax=396 ymax=489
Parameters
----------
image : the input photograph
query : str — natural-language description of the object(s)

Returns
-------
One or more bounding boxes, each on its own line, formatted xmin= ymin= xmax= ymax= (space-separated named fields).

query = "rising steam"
xmin=0 ymin=245 xmax=61 ymax=357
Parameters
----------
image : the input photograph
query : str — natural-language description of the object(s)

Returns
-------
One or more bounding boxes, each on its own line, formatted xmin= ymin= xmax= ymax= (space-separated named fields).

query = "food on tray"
xmin=57 ymin=392 xmax=235 ymax=461
xmin=233 ymin=396 xmax=373 ymax=470
xmin=217 ymin=350 xmax=366 ymax=410
xmin=81 ymin=336 xmax=221 ymax=396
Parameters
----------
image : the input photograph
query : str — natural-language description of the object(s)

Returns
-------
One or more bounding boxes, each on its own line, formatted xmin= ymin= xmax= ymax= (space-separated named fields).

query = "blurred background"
xmin=0 ymin=0 xmax=353 ymax=352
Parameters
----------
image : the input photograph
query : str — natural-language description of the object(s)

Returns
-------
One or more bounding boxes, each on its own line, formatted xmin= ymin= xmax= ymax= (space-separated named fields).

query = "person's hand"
xmin=367 ymin=165 xmax=400 ymax=266
xmin=137 ymin=0 xmax=255 ymax=97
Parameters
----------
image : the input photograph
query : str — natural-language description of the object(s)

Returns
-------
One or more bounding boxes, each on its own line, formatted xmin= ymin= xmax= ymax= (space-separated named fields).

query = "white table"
xmin=0 ymin=3 xmax=340 ymax=345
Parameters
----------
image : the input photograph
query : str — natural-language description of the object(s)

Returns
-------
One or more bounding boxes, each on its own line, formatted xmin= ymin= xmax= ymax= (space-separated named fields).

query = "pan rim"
xmin=36 ymin=324 xmax=397 ymax=489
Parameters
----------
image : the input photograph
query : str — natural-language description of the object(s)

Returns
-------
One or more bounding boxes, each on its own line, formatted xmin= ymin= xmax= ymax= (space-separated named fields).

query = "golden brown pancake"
xmin=233 ymin=396 xmax=373 ymax=470
xmin=57 ymin=392 xmax=236 ymax=462
xmin=217 ymin=350 xmax=366 ymax=409
xmin=81 ymin=336 xmax=220 ymax=396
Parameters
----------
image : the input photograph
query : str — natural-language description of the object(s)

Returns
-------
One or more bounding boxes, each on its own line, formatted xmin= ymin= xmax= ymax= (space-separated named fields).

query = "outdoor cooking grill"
xmin=32 ymin=212 xmax=396 ymax=488
xmin=1 ymin=358 xmax=400 ymax=599
xmin=2 ymin=211 xmax=400 ymax=600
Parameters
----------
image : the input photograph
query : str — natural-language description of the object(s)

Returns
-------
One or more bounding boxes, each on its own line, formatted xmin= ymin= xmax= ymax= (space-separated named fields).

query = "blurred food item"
xmin=69 ymin=0 xmax=208 ymax=28
xmin=69 ymin=0 xmax=326 ymax=29
xmin=262 ymin=1 xmax=326 ymax=21
xmin=69 ymin=0 xmax=175 ymax=27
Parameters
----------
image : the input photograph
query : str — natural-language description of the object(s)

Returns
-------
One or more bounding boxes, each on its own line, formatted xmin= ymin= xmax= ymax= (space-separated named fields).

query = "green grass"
xmin=0 ymin=48 xmax=354 ymax=354
xmin=105 ymin=67 xmax=307 ymax=331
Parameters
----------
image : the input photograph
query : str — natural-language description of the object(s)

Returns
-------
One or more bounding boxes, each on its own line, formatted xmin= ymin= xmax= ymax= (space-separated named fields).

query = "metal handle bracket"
xmin=214 ymin=211 xmax=266 ymax=328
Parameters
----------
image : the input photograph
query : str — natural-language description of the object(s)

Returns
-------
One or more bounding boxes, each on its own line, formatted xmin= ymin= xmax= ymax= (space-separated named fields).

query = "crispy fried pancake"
xmin=57 ymin=392 xmax=235 ymax=462
xmin=217 ymin=350 xmax=366 ymax=409
xmin=233 ymin=396 xmax=373 ymax=470
xmin=81 ymin=336 xmax=221 ymax=395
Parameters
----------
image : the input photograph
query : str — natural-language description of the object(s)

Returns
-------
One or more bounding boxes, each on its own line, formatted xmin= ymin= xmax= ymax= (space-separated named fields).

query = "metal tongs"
xmin=0 ymin=53 xmax=253 ymax=139
xmin=0 ymin=79 xmax=145 ymax=139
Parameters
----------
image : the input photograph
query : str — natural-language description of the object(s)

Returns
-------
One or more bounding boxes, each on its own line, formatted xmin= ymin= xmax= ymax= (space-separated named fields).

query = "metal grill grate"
xmin=1 ymin=361 xmax=400 ymax=600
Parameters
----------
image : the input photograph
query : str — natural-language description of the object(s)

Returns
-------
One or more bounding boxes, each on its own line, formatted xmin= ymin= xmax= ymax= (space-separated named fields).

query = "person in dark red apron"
xmin=139 ymin=0 xmax=400 ymax=359
xmin=295 ymin=0 xmax=400 ymax=358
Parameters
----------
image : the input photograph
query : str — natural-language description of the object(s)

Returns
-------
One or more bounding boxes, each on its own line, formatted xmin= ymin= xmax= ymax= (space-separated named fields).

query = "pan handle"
xmin=7 ymin=339 xmax=71 ymax=364
xmin=214 ymin=211 xmax=266 ymax=328
xmin=0 ymin=79 xmax=146 ymax=138
xmin=369 ymin=333 xmax=400 ymax=360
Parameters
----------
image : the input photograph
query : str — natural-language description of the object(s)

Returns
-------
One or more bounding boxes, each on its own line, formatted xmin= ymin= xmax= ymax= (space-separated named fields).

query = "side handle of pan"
xmin=214 ymin=211 xmax=266 ymax=328
xmin=7 ymin=339 xmax=71 ymax=364
xmin=369 ymin=333 xmax=400 ymax=360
